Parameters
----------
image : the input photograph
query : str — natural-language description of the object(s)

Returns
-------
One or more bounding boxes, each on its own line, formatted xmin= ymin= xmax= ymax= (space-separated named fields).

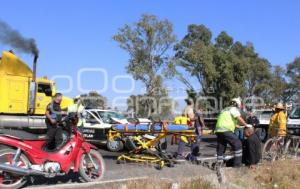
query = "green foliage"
xmin=114 ymin=15 xmax=300 ymax=111
xmin=286 ymin=57 xmax=300 ymax=100
xmin=81 ymin=91 xmax=107 ymax=109
xmin=126 ymin=87 xmax=173 ymax=118
xmin=173 ymin=24 xmax=278 ymax=106
xmin=113 ymin=14 xmax=176 ymax=117
xmin=268 ymin=66 xmax=287 ymax=102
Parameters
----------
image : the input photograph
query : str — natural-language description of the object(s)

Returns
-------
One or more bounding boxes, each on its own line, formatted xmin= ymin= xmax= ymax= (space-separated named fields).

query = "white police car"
xmin=81 ymin=109 xmax=151 ymax=152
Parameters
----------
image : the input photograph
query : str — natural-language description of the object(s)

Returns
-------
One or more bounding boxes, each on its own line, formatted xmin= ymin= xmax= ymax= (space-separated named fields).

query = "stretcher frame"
xmin=108 ymin=122 xmax=210 ymax=169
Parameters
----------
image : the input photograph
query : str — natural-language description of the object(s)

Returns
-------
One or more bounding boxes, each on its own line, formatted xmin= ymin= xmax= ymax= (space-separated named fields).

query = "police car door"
xmin=81 ymin=110 xmax=103 ymax=141
xmin=81 ymin=110 xmax=111 ymax=141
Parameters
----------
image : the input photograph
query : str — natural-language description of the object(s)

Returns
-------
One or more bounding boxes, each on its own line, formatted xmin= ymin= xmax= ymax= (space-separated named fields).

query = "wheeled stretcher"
xmin=107 ymin=122 xmax=202 ymax=169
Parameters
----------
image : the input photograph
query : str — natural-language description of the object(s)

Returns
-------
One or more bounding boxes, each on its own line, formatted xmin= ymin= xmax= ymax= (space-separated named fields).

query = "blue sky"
xmin=0 ymin=0 xmax=299 ymax=109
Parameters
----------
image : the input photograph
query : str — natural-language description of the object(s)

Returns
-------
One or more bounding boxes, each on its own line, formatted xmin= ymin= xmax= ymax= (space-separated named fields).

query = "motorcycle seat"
xmin=0 ymin=129 xmax=46 ymax=140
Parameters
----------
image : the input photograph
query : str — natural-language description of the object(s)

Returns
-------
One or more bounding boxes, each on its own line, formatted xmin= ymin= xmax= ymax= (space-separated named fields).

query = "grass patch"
xmin=97 ymin=177 xmax=216 ymax=189
xmin=225 ymin=159 xmax=300 ymax=189
xmin=180 ymin=177 xmax=216 ymax=189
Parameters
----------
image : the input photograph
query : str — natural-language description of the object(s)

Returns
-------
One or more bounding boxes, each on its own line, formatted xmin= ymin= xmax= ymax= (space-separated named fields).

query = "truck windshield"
xmin=97 ymin=111 xmax=125 ymax=123
xmin=37 ymin=83 xmax=52 ymax=96
xmin=289 ymin=106 xmax=300 ymax=119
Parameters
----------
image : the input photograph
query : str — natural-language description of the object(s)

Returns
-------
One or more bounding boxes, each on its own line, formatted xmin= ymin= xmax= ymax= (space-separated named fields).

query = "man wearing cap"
xmin=215 ymin=98 xmax=248 ymax=167
xmin=242 ymin=125 xmax=262 ymax=169
xmin=175 ymin=99 xmax=195 ymax=160
xmin=269 ymin=103 xmax=287 ymax=138
xmin=183 ymin=99 xmax=195 ymax=127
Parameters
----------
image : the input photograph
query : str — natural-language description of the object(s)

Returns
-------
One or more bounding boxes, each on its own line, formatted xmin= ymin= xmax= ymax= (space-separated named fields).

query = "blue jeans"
xmin=234 ymin=128 xmax=244 ymax=141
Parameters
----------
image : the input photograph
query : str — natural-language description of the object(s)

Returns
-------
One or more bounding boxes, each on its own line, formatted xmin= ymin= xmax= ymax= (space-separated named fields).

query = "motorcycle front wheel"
xmin=79 ymin=149 xmax=105 ymax=182
xmin=0 ymin=148 xmax=29 ymax=189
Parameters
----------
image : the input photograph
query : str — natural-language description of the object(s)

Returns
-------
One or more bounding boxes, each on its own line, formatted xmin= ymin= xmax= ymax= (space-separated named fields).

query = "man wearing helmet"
xmin=215 ymin=97 xmax=248 ymax=167
xmin=269 ymin=103 xmax=287 ymax=138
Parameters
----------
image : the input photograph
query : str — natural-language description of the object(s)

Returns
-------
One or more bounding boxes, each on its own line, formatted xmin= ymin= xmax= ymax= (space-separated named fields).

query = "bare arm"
xmin=237 ymin=116 xmax=248 ymax=127
xmin=45 ymin=110 xmax=56 ymax=125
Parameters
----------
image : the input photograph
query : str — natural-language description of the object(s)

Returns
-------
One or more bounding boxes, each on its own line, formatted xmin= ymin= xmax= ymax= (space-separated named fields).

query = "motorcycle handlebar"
xmin=58 ymin=113 xmax=78 ymax=127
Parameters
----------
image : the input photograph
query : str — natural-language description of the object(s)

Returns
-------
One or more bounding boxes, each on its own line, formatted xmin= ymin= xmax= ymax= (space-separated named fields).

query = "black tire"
xmin=106 ymin=140 xmax=124 ymax=152
xmin=79 ymin=149 xmax=105 ymax=182
xmin=155 ymin=161 xmax=164 ymax=170
xmin=0 ymin=149 xmax=30 ymax=189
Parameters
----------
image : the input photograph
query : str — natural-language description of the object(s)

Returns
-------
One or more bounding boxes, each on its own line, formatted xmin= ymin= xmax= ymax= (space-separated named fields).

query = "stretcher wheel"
xmin=156 ymin=161 xmax=165 ymax=170
xmin=116 ymin=155 xmax=127 ymax=164
xmin=107 ymin=140 xmax=124 ymax=152
xmin=167 ymin=161 xmax=174 ymax=168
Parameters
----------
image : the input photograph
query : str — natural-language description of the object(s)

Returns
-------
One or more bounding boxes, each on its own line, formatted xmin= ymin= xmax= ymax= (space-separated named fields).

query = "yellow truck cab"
xmin=34 ymin=78 xmax=73 ymax=114
xmin=0 ymin=51 xmax=72 ymax=117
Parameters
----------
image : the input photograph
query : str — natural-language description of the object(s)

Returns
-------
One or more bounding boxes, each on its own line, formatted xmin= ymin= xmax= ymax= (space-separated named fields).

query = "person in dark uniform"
xmin=246 ymin=110 xmax=261 ymax=139
xmin=243 ymin=126 xmax=262 ymax=169
xmin=45 ymin=93 xmax=67 ymax=150
xmin=246 ymin=110 xmax=260 ymax=128
xmin=190 ymin=105 xmax=206 ymax=158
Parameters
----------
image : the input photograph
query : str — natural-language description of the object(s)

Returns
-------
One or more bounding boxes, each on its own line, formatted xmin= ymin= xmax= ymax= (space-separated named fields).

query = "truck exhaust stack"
xmin=32 ymin=55 xmax=38 ymax=82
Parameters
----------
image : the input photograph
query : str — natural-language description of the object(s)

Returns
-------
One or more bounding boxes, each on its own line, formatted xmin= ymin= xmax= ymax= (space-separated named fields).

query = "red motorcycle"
xmin=0 ymin=114 xmax=105 ymax=189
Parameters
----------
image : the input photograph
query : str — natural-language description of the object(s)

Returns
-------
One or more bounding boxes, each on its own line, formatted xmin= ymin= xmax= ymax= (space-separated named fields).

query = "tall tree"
xmin=173 ymin=24 xmax=273 ymax=108
xmin=232 ymin=42 xmax=272 ymax=97
xmin=286 ymin=57 xmax=300 ymax=101
xmin=113 ymin=14 xmax=176 ymax=116
xmin=81 ymin=91 xmax=107 ymax=109
xmin=173 ymin=24 xmax=215 ymax=95
xmin=269 ymin=66 xmax=289 ymax=102
xmin=127 ymin=87 xmax=173 ymax=118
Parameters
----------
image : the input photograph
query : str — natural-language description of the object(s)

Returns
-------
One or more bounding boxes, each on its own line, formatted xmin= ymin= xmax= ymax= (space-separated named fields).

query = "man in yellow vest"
xmin=269 ymin=103 xmax=287 ymax=138
xmin=215 ymin=98 xmax=248 ymax=167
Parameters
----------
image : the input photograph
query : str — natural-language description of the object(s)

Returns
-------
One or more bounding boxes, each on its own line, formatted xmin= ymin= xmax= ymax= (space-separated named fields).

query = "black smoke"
xmin=0 ymin=20 xmax=39 ymax=57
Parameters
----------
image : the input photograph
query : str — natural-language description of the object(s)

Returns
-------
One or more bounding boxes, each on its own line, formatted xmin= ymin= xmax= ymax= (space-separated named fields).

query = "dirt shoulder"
xmin=27 ymin=163 xmax=219 ymax=189
xmin=224 ymin=159 xmax=300 ymax=189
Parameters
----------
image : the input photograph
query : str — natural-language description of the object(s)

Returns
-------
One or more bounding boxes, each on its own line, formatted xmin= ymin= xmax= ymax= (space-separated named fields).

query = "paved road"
xmin=26 ymin=135 xmax=217 ymax=188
